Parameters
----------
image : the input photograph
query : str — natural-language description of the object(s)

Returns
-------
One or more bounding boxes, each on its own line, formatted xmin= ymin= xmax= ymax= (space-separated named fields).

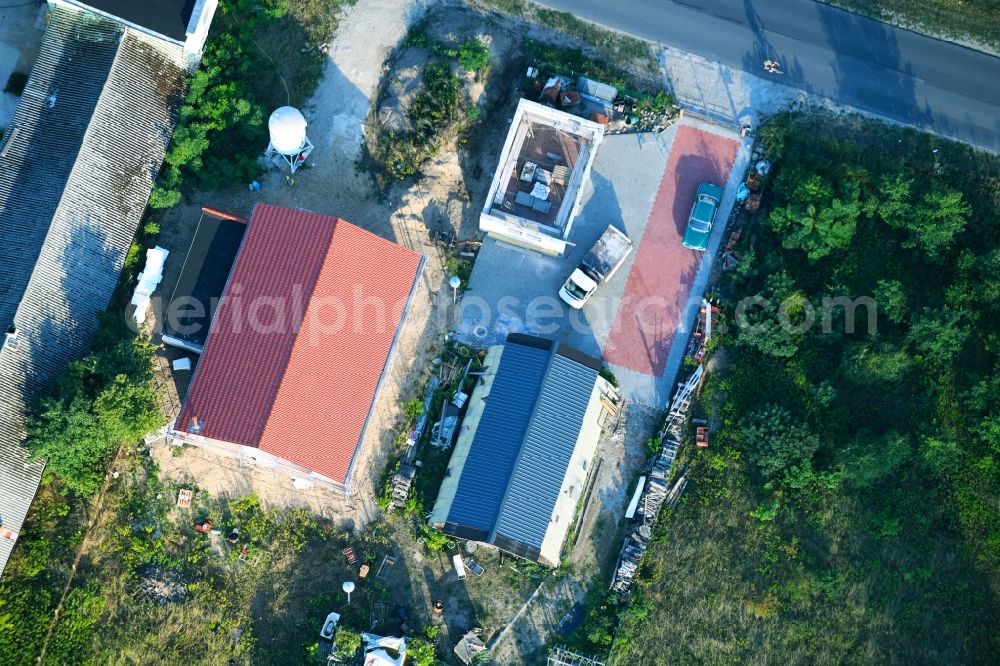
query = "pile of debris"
xmin=453 ymin=628 xmax=486 ymax=665
xmin=388 ymin=464 xmax=416 ymax=512
xmin=530 ymin=69 xmax=673 ymax=133
xmin=137 ymin=566 xmax=187 ymax=604
xmin=597 ymin=382 xmax=625 ymax=438
xmin=611 ymin=366 xmax=702 ymax=593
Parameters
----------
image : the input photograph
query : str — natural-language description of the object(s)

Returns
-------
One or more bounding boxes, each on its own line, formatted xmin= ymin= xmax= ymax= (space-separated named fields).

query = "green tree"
xmin=841 ymin=341 xmax=913 ymax=385
xmin=907 ymin=307 xmax=970 ymax=368
xmin=768 ymin=173 xmax=860 ymax=260
xmin=739 ymin=405 xmax=820 ymax=484
xmin=838 ymin=431 xmax=912 ymax=489
xmin=874 ymin=279 xmax=907 ymax=325
xmin=907 ymin=190 xmax=969 ymax=258
xmin=868 ymin=174 xmax=969 ymax=259
xmin=735 ymin=271 xmax=807 ymax=358
xmin=24 ymin=337 xmax=161 ymax=496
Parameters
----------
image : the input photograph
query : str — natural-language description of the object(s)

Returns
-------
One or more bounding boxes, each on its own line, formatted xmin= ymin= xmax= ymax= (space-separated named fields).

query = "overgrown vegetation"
xmin=373 ymin=26 xmax=489 ymax=182
xmin=0 ymin=444 xmax=385 ymax=665
xmin=403 ymin=29 xmax=491 ymax=76
xmin=23 ymin=319 xmax=161 ymax=496
xmin=822 ymin=0 xmax=999 ymax=50
xmin=611 ymin=112 xmax=1000 ymax=662
xmin=151 ymin=0 xmax=348 ymax=207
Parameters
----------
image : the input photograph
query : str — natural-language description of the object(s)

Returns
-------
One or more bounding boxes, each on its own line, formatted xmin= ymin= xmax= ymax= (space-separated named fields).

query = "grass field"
xmin=822 ymin=0 xmax=1000 ymax=49
xmin=609 ymin=111 xmax=1000 ymax=663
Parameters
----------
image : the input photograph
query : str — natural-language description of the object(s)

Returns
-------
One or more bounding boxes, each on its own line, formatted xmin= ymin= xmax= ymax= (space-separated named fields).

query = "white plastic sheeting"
xmin=131 ymin=246 xmax=168 ymax=324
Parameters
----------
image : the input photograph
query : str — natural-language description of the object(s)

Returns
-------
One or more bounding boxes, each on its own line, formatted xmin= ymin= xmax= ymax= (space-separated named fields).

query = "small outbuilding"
xmin=430 ymin=334 xmax=611 ymax=566
xmin=479 ymin=99 xmax=604 ymax=255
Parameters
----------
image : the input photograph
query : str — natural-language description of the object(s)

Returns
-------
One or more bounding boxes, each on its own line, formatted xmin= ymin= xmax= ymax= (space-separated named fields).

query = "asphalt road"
xmin=534 ymin=0 xmax=1000 ymax=151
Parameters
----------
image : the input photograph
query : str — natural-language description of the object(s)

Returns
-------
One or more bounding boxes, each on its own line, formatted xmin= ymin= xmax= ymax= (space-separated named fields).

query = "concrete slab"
xmin=455 ymin=131 xmax=669 ymax=358
xmin=604 ymin=121 xmax=740 ymax=383
xmin=457 ymin=119 xmax=752 ymax=408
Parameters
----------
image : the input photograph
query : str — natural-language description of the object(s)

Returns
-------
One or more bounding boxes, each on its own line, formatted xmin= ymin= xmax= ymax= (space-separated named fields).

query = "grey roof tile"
xmin=0 ymin=7 xmax=186 ymax=577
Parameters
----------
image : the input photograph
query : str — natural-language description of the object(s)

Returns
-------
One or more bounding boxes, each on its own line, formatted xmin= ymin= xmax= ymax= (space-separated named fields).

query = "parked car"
xmin=682 ymin=182 xmax=725 ymax=251
xmin=558 ymin=225 xmax=633 ymax=308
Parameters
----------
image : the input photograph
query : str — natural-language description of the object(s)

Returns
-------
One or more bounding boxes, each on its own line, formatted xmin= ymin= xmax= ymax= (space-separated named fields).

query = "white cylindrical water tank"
xmin=268 ymin=106 xmax=308 ymax=155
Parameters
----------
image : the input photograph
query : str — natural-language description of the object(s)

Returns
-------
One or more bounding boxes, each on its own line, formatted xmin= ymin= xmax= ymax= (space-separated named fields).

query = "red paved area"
xmin=603 ymin=124 xmax=738 ymax=377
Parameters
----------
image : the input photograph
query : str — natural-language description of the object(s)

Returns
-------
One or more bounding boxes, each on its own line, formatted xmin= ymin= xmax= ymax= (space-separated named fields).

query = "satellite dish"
xmin=268 ymin=106 xmax=308 ymax=155
xmin=342 ymin=580 xmax=355 ymax=604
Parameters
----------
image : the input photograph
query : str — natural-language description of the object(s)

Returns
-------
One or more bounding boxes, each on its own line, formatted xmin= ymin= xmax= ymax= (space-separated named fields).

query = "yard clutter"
xmin=612 ymin=365 xmax=702 ymax=593
xmin=130 ymin=246 xmax=168 ymax=324
xmin=453 ymin=628 xmax=486 ymax=664
xmin=362 ymin=633 xmax=407 ymax=666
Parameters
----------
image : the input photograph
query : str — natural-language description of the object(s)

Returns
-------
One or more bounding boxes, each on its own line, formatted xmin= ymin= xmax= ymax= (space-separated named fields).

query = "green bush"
xmin=421 ymin=524 xmax=450 ymax=551
xmin=457 ymin=37 xmax=490 ymax=74
xmin=599 ymin=366 xmax=619 ymax=387
xmin=24 ymin=334 xmax=162 ymax=496
xmin=332 ymin=628 xmax=361 ymax=662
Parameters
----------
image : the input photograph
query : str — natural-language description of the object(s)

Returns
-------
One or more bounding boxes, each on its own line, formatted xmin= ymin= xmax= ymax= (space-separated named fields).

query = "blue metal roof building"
xmin=431 ymin=334 xmax=606 ymax=565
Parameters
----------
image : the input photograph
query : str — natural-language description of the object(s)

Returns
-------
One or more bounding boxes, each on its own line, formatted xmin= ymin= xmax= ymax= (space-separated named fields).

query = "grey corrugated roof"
xmin=443 ymin=335 xmax=599 ymax=560
xmin=69 ymin=0 xmax=194 ymax=42
xmin=0 ymin=7 xmax=186 ymax=577
xmin=492 ymin=353 xmax=598 ymax=551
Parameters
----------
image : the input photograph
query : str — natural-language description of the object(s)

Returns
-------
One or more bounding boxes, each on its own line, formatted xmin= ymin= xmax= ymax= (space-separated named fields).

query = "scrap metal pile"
xmin=611 ymin=366 xmax=703 ymax=593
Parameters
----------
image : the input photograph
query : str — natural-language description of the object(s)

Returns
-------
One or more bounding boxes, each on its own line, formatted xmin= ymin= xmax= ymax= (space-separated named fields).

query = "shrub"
xmin=332 ymin=629 xmax=361 ymax=662
xmin=599 ymin=366 xmax=619 ymax=387
xmin=457 ymin=37 xmax=490 ymax=74
xmin=421 ymin=524 xmax=450 ymax=551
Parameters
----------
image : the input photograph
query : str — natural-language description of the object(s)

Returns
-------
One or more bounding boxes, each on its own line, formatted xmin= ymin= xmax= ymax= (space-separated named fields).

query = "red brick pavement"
xmin=603 ymin=124 xmax=738 ymax=377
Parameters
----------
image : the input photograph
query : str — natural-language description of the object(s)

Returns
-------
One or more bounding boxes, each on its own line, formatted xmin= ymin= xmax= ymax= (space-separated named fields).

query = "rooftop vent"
xmin=3 ymin=325 xmax=18 ymax=350
xmin=44 ymin=88 xmax=58 ymax=109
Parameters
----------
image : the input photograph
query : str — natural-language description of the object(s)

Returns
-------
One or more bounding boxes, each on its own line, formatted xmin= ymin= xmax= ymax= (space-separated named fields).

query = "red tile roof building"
xmin=173 ymin=203 xmax=423 ymax=491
